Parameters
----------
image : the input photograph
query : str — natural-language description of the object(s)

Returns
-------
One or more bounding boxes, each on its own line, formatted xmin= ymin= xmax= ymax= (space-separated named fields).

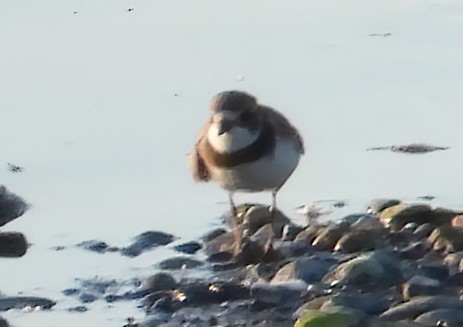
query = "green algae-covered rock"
xmin=294 ymin=309 xmax=359 ymax=327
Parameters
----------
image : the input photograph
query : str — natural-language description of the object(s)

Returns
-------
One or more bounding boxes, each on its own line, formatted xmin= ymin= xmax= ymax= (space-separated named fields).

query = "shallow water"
xmin=1 ymin=0 xmax=463 ymax=325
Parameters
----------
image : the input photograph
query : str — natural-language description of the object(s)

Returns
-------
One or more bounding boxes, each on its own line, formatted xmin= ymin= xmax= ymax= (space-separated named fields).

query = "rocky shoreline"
xmin=4 ymin=185 xmax=463 ymax=326
xmin=68 ymin=200 xmax=463 ymax=327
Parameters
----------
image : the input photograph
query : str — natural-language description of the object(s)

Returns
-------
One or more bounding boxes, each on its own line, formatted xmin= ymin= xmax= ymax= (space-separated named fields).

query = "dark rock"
xmin=77 ymin=240 xmax=109 ymax=253
xmin=449 ymin=272 xmax=463 ymax=286
xmin=79 ymin=293 xmax=98 ymax=303
xmin=380 ymin=296 xmax=463 ymax=321
xmin=367 ymin=143 xmax=449 ymax=154
xmin=399 ymin=242 xmax=428 ymax=260
xmin=281 ymin=224 xmax=305 ymax=241
xmin=402 ymin=275 xmax=442 ymax=300
xmin=0 ymin=317 xmax=8 ymax=327
xmin=271 ymin=254 xmax=336 ymax=284
xmin=179 ymin=281 xmax=250 ymax=306
xmin=0 ymin=186 xmax=29 ymax=227
xmin=234 ymin=239 xmax=266 ymax=265
xmin=387 ymin=204 xmax=432 ymax=231
xmin=201 ymin=228 xmax=227 ymax=242
xmin=142 ymin=273 xmax=177 ymax=292
xmin=415 ymin=309 xmax=463 ymax=326
xmin=0 ymin=296 xmax=55 ymax=311
xmin=140 ymin=290 xmax=172 ymax=311
xmin=67 ymin=305 xmax=88 ymax=312
xmin=334 ymin=229 xmax=384 ymax=253
xmin=323 ymin=250 xmax=403 ymax=290
xmin=0 ymin=232 xmax=28 ymax=257
xmin=417 ymin=264 xmax=449 ymax=282
xmin=121 ymin=231 xmax=175 ymax=257
xmin=204 ymin=230 xmax=238 ymax=256
xmin=157 ymin=256 xmax=203 ymax=270
xmin=413 ymin=223 xmax=436 ymax=239
xmin=242 ymin=205 xmax=290 ymax=237
xmin=295 ymin=224 xmax=325 ymax=244
xmin=62 ymin=288 xmax=79 ymax=296
xmin=274 ymin=240 xmax=313 ymax=258
xmin=206 ymin=251 xmax=234 ymax=263
xmin=330 ymin=293 xmax=391 ymax=315
xmin=350 ymin=214 xmax=384 ymax=230
xmin=173 ymin=241 xmax=202 ymax=254
xmin=251 ymin=282 xmax=307 ymax=311
xmin=428 ymin=225 xmax=463 ymax=252
xmin=312 ymin=222 xmax=350 ymax=251
xmin=367 ymin=199 xmax=401 ymax=215
xmin=386 ymin=204 xmax=458 ymax=232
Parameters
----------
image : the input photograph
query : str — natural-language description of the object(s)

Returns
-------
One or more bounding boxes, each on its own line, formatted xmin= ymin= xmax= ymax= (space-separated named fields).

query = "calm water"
xmin=2 ymin=0 xmax=463 ymax=325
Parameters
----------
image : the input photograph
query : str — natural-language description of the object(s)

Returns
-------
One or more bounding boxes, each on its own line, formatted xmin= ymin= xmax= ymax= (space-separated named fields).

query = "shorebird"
xmin=189 ymin=90 xmax=304 ymax=216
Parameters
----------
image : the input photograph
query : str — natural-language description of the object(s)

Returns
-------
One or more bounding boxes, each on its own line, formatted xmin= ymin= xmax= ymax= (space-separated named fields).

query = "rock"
xmin=121 ymin=231 xmax=175 ymax=257
xmin=251 ymin=282 xmax=308 ymax=310
xmin=0 ymin=232 xmax=28 ymax=257
xmin=0 ymin=296 xmax=55 ymax=311
xmin=380 ymin=296 xmax=463 ymax=321
xmin=380 ymin=204 xmax=457 ymax=231
xmin=402 ymin=275 xmax=441 ymax=300
xmin=417 ymin=264 xmax=449 ymax=282
xmin=142 ymin=273 xmax=177 ymax=292
xmin=242 ymin=205 xmax=291 ymax=237
xmin=415 ymin=308 xmax=463 ymax=326
xmin=0 ymin=317 xmax=8 ymax=327
xmin=67 ymin=306 xmax=88 ymax=313
xmin=334 ymin=229 xmax=384 ymax=253
xmin=79 ymin=293 xmax=97 ymax=303
xmin=444 ymin=252 xmax=463 ymax=275
xmin=281 ymin=224 xmax=305 ymax=241
xmin=386 ymin=204 xmax=432 ymax=231
xmin=312 ymin=222 xmax=350 ymax=251
xmin=399 ymin=242 xmax=428 ymax=260
xmin=77 ymin=240 xmax=109 ymax=253
xmin=379 ymin=203 xmax=409 ymax=227
xmin=367 ymin=199 xmax=401 ymax=215
xmin=296 ymin=293 xmax=390 ymax=317
xmin=413 ymin=223 xmax=436 ymax=239
xmin=323 ymin=250 xmax=403 ymax=289
xmin=295 ymin=225 xmax=326 ymax=244
xmin=0 ymin=186 xmax=29 ymax=227
xmin=452 ymin=215 xmax=463 ymax=227
xmin=428 ymin=225 xmax=463 ymax=252
xmin=204 ymin=230 xmax=239 ymax=255
xmin=271 ymin=254 xmax=336 ymax=284
xmin=157 ymin=256 xmax=203 ymax=270
xmin=234 ymin=238 xmax=267 ymax=265
xmin=201 ymin=228 xmax=227 ymax=242
xmin=294 ymin=308 xmax=361 ymax=327
xmin=329 ymin=293 xmax=390 ymax=316
xmin=350 ymin=214 xmax=384 ymax=230
xmin=173 ymin=241 xmax=202 ymax=254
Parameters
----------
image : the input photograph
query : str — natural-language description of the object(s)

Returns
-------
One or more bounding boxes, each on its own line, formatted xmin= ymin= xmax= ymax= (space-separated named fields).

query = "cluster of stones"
xmin=1 ymin=185 xmax=56 ymax=326
xmin=124 ymin=200 xmax=463 ymax=327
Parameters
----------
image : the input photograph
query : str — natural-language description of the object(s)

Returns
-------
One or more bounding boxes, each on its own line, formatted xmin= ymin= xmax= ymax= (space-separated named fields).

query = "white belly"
xmin=209 ymin=139 xmax=301 ymax=192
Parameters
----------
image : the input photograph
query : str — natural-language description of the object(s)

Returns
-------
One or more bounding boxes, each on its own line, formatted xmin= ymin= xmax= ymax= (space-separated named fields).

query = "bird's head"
xmin=209 ymin=91 xmax=260 ymax=135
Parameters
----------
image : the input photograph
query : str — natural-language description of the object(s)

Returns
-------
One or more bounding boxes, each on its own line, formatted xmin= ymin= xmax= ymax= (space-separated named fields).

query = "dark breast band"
xmin=203 ymin=123 xmax=276 ymax=168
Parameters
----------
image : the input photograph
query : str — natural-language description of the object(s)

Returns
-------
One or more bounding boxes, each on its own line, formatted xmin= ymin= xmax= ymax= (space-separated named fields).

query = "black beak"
xmin=218 ymin=119 xmax=234 ymax=135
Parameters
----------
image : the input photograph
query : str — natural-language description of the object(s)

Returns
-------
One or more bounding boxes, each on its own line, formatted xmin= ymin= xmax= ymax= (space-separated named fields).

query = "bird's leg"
xmin=229 ymin=192 xmax=237 ymax=217
xmin=269 ymin=190 xmax=278 ymax=216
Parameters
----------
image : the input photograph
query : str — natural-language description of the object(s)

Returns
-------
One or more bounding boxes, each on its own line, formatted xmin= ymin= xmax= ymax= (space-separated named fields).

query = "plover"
xmin=189 ymin=90 xmax=304 ymax=215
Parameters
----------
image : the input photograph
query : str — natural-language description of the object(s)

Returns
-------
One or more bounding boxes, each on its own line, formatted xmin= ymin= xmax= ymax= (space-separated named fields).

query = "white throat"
xmin=207 ymin=124 xmax=259 ymax=153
